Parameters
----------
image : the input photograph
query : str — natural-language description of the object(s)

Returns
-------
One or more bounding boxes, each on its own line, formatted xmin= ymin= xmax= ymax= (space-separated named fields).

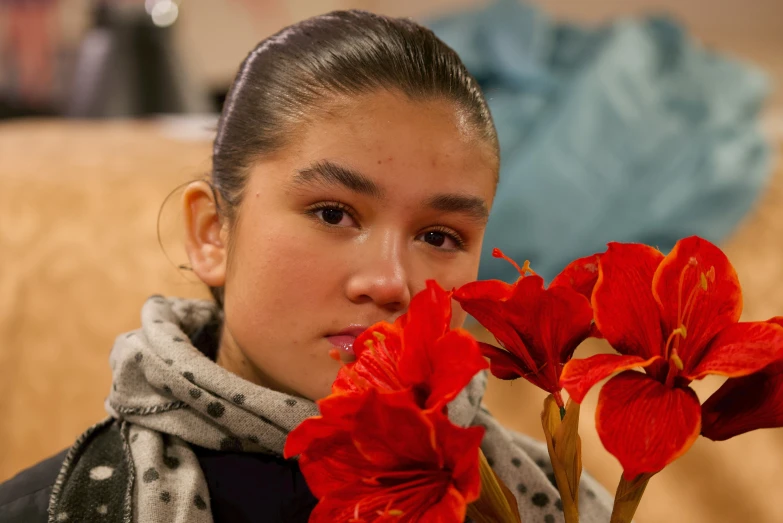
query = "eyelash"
xmin=423 ymin=225 xmax=467 ymax=251
xmin=306 ymin=201 xmax=357 ymax=224
xmin=305 ymin=201 xmax=467 ymax=252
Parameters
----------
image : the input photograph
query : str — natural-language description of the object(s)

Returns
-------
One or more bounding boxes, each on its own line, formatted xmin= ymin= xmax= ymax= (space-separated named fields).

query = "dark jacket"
xmin=0 ymin=449 xmax=66 ymax=523
xmin=0 ymin=446 xmax=317 ymax=522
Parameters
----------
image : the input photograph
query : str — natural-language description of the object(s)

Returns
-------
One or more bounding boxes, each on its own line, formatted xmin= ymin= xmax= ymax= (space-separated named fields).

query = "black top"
xmin=0 ymin=446 xmax=318 ymax=522
xmin=194 ymin=446 xmax=317 ymax=522
xmin=0 ymin=449 xmax=65 ymax=522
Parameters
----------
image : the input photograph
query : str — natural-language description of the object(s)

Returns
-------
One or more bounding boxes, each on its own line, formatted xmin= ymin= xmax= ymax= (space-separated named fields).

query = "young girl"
xmin=0 ymin=10 xmax=612 ymax=523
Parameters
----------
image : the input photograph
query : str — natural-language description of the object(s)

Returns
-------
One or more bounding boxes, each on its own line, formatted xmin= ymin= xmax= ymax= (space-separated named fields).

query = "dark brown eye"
xmin=423 ymin=231 xmax=446 ymax=247
xmin=320 ymin=208 xmax=344 ymax=225
xmin=416 ymin=228 xmax=464 ymax=251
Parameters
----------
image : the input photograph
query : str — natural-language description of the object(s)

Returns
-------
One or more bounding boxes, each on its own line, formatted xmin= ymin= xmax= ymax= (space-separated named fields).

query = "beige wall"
xmin=50 ymin=0 xmax=783 ymax=107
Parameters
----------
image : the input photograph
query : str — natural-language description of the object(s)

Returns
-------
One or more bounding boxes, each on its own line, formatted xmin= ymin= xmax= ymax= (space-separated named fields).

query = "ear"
xmin=182 ymin=181 xmax=228 ymax=287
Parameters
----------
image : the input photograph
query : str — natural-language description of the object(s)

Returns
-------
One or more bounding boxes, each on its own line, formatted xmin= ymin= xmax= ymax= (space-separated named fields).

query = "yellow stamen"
xmin=492 ymin=248 xmax=536 ymax=277
xmin=372 ymin=331 xmax=386 ymax=342
xmin=671 ymin=352 xmax=684 ymax=370
xmin=665 ymin=348 xmax=685 ymax=386
xmin=663 ymin=329 xmax=679 ymax=359
xmin=676 ymin=263 xmax=690 ymax=344
xmin=669 ymin=259 xmax=707 ymax=359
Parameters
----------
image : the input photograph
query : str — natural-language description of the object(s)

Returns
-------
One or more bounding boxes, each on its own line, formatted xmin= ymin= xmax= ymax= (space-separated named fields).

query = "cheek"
xmin=231 ymin=218 xmax=342 ymax=292
xmin=223 ymin=218 xmax=348 ymax=336
xmin=450 ymin=301 xmax=469 ymax=329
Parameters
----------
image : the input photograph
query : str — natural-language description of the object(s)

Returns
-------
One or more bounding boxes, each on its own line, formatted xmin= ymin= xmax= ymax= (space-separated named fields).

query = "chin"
xmin=296 ymin=371 xmax=339 ymax=402
xmin=300 ymin=385 xmax=333 ymax=402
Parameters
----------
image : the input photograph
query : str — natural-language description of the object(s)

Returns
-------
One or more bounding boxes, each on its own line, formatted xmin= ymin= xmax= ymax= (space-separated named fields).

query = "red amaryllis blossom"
xmin=284 ymin=389 xmax=484 ymax=523
xmin=701 ymin=317 xmax=783 ymax=441
xmin=453 ymin=248 xmax=600 ymax=406
xmin=561 ymin=237 xmax=783 ymax=479
xmin=333 ymin=280 xmax=487 ymax=411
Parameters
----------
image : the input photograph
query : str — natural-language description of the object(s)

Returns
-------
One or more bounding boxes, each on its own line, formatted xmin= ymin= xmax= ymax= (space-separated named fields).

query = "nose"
xmin=344 ymin=231 xmax=411 ymax=312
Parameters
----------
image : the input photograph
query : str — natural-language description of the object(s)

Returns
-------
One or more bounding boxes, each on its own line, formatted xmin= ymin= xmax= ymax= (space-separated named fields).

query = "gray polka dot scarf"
xmin=48 ymin=296 xmax=613 ymax=523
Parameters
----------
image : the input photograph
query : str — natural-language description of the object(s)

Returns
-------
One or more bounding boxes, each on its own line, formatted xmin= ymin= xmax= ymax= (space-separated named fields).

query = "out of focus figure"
xmin=0 ymin=0 xmax=60 ymax=116
xmin=0 ymin=0 xmax=210 ymax=118
xmin=65 ymin=0 xmax=209 ymax=117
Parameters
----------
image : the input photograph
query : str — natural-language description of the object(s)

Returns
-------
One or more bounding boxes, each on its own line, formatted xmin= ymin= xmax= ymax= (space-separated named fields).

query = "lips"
xmin=327 ymin=326 xmax=368 ymax=363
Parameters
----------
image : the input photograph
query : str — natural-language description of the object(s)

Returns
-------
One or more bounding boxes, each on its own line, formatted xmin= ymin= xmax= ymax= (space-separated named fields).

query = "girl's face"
xmin=185 ymin=90 xmax=497 ymax=400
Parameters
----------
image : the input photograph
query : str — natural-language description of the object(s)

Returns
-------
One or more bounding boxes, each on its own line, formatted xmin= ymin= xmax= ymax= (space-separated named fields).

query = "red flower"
xmin=561 ymin=237 xmax=783 ymax=479
xmin=453 ymin=249 xmax=600 ymax=406
xmin=284 ymin=389 xmax=484 ymax=523
xmin=701 ymin=317 xmax=783 ymax=441
xmin=333 ymin=280 xmax=487 ymax=411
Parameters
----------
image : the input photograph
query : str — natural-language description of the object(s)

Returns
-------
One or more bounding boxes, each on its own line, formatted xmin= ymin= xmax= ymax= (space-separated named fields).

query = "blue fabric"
xmin=427 ymin=0 xmax=772 ymax=284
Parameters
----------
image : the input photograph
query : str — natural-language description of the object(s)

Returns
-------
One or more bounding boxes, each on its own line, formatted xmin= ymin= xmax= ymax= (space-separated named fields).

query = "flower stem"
xmin=467 ymin=449 xmax=522 ymax=523
xmin=609 ymin=472 xmax=654 ymax=523
xmin=541 ymin=395 xmax=582 ymax=523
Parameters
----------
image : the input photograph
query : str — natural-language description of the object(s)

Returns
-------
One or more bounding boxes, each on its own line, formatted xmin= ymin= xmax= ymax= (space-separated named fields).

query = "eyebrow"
xmin=292 ymin=159 xmax=489 ymax=222
xmin=424 ymin=193 xmax=489 ymax=223
xmin=292 ymin=160 xmax=384 ymax=198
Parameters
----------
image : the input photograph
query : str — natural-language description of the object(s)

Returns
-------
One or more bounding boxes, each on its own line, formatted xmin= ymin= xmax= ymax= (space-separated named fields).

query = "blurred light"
xmin=144 ymin=0 xmax=157 ymax=15
xmin=151 ymin=0 xmax=179 ymax=27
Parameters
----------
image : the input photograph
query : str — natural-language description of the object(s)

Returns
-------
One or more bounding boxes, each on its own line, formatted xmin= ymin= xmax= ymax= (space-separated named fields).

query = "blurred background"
xmin=0 ymin=0 xmax=781 ymax=521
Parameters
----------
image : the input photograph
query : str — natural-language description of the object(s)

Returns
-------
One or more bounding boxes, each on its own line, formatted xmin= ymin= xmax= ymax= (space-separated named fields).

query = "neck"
xmin=215 ymin=325 xmax=300 ymax=397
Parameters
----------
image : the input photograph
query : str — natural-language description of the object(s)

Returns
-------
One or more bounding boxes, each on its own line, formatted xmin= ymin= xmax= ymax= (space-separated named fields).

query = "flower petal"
xmin=404 ymin=280 xmax=452 ymax=350
xmin=454 ymin=280 xmax=536 ymax=371
xmin=550 ymin=252 xmax=602 ymax=301
xmin=455 ymin=278 xmax=513 ymax=302
xmin=480 ymin=342 xmax=535 ymax=380
xmin=420 ymin=486 xmax=469 ymax=522
xmin=597 ymin=371 xmax=701 ymax=479
xmin=593 ymin=242 xmax=665 ymax=359
xmin=508 ymin=276 xmax=595 ymax=365
xmin=305 ymin=398 xmax=482 ymax=522
xmin=352 ymin=390 xmax=439 ymax=468
xmin=332 ymin=323 xmax=405 ymax=396
xmin=560 ymin=353 xmax=662 ymax=403
xmin=352 ymin=322 xmax=401 ymax=361
xmin=296 ymin=431 xmax=364 ymax=498
xmin=651 ymin=236 xmax=742 ymax=364
xmin=684 ymin=321 xmax=783 ymax=380
xmin=284 ymin=416 xmax=331 ymax=459
xmin=433 ymin=414 xmax=484 ymax=502
xmin=702 ymin=361 xmax=783 ymax=441
xmin=308 ymin=481 xmax=407 ymax=523
xmin=284 ymin=393 xmax=365 ymax=458
xmin=467 ymin=298 xmax=535 ymax=364
xmin=417 ymin=330 xmax=488 ymax=411
xmin=313 ymin=471 xmax=458 ymax=523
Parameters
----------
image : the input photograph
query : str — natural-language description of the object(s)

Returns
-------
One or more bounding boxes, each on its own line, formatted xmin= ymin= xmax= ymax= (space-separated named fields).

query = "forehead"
xmin=271 ymin=90 xmax=498 ymax=199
